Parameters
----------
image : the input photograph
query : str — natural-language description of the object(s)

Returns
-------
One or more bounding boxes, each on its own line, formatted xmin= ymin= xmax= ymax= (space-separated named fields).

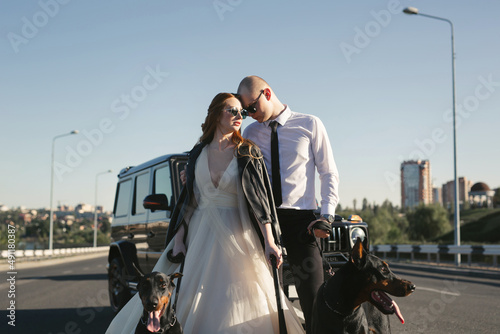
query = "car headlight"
xmin=351 ymin=227 xmax=366 ymax=244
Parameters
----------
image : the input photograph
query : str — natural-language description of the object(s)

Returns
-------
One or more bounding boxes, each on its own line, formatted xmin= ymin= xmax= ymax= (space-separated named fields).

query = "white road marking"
xmin=63 ymin=270 xmax=73 ymax=274
xmin=418 ymin=286 xmax=461 ymax=296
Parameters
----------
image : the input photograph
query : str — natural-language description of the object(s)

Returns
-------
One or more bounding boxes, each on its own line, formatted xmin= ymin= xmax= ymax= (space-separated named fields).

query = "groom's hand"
xmin=307 ymin=218 xmax=331 ymax=239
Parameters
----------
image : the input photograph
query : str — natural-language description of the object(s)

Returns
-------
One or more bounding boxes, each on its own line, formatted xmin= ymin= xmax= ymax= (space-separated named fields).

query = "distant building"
xmin=58 ymin=205 xmax=74 ymax=212
xmin=442 ymin=177 xmax=472 ymax=208
xmin=432 ymin=187 xmax=442 ymax=204
xmin=401 ymin=160 xmax=432 ymax=209
xmin=63 ymin=215 xmax=76 ymax=225
xmin=469 ymin=182 xmax=495 ymax=208
xmin=19 ymin=213 xmax=32 ymax=223
xmin=75 ymin=203 xmax=93 ymax=213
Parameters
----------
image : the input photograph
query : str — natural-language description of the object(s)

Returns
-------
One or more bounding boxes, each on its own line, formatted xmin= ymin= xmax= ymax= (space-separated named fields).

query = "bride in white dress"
xmin=106 ymin=93 xmax=305 ymax=334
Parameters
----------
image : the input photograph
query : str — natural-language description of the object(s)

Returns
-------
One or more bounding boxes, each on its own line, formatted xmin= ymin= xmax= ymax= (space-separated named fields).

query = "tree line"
xmin=3 ymin=193 xmax=498 ymax=248
xmin=0 ymin=209 xmax=111 ymax=249
xmin=336 ymin=199 xmax=452 ymax=245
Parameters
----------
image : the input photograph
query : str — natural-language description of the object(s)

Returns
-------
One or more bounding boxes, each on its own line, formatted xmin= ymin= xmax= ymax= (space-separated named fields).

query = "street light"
xmin=49 ymin=130 xmax=79 ymax=252
xmin=403 ymin=7 xmax=461 ymax=265
xmin=94 ymin=170 xmax=113 ymax=248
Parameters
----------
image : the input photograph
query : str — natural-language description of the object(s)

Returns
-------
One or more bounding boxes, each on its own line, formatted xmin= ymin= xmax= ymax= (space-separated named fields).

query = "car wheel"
xmin=108 ymin=257 xmax=131 ymax=313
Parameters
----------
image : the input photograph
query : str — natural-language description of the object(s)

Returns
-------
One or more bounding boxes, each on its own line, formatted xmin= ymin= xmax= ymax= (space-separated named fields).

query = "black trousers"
xmin=277 ymin=209 xmax=323 ymax=334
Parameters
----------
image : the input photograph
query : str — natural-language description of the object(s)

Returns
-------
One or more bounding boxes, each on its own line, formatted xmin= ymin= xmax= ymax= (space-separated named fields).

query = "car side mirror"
xmin=143 ymin=194 xmax=170 ymax=212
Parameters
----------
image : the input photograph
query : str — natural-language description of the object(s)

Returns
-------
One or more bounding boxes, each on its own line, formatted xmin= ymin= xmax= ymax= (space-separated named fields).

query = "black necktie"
xmin=270 ymin=121 xmax=282 ymax=207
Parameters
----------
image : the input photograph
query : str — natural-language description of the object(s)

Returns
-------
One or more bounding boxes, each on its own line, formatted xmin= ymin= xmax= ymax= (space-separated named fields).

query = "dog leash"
xmin=164 ymin=248 xmax=186 ymax=331
xmin=172 ymin=259 xmax=185 ymax=312
xmin=315 ymin=237 xmax=334 ymax=276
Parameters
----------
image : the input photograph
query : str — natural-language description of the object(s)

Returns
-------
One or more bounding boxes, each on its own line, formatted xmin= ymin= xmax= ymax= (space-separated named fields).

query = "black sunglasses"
xmin=244 ymin=90 xmax=264 ymax=114
xmin=224 ymin=107 xmax=248 ymax=119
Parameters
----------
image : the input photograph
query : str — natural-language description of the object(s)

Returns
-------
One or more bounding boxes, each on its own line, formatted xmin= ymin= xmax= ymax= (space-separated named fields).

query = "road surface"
xmin=1 ymin=253 xmax=499 ymax=333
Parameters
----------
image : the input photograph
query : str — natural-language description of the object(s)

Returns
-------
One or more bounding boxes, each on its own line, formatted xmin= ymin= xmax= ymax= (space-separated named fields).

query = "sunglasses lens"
xmin=226 ymin=107 xmax=247 ymax=119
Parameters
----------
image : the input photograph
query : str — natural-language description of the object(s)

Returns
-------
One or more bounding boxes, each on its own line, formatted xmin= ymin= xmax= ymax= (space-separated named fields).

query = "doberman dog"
xmin=311 ymin=238 xmax=416 ymax=334
xmin=134 ymin=267 xmax=183 ymax=334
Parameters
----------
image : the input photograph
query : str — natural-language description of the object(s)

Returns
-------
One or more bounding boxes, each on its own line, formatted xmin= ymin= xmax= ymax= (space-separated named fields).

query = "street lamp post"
xmin=49 ymin=130 xmax=78 ymax=252
xmin=403 ymin=7 xmax=461 ymax=265
xmin=94 ymin=170 xmax=113 ymax=248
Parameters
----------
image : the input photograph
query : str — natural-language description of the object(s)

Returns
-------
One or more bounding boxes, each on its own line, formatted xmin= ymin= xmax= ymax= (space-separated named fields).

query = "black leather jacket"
xmin=165 ymin=142 xmax=281 ymax=249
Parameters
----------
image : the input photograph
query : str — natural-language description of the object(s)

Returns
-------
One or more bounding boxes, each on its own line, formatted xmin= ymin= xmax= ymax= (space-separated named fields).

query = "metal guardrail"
xmin=1 ymin=246 xmax=109 ymax=259
xmin=371 ymin=244 xmax=500 ymax=267
xmin=5 ymin=244 xmax=500 ymax=266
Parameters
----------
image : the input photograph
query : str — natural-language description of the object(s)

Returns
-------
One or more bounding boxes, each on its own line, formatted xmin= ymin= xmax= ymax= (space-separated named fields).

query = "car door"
xmin=146 ymin=156 xmax=188 ymax=270
xmin=111 ymin=178 xmax=133 ymax=243
xmin=128 ymin=171 xmax=150 ymax=273
xmin=146 ymin=163 xmax=173 ymax=270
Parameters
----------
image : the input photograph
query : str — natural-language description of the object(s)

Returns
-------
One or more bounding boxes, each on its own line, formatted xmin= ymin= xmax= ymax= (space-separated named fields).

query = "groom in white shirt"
xmin=238 ymin=75 xmax=340 ymax=334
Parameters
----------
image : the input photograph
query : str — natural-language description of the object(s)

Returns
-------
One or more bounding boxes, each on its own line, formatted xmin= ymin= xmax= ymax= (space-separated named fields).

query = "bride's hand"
xmin=265 ymin=242 xmax=282 ymax=268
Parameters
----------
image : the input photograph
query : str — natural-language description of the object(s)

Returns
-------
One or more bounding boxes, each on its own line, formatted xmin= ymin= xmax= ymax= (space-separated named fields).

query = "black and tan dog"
xmin=135 ymin=268 xmax=183 ymax=334
xmin=311 ymin=239 xmax=416 ymax=334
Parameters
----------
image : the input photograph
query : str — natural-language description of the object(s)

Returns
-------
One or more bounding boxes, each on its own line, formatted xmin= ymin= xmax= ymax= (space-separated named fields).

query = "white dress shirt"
xmin=243 ymin=105 xmax=339 ymax=215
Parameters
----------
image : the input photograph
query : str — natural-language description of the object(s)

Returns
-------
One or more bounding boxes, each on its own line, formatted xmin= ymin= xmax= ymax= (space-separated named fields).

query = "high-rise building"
xmin=442 ymin=177 xmax=472 ymax=208
xmin=401 ymin=160 xmax=432 ymax=209
xmin=432 ymin=187 xmax=442 ymax=204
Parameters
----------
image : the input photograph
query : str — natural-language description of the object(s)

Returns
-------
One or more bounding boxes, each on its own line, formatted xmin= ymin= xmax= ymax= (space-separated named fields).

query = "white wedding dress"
xmin=106 ymin=147 xmax=305 ymax=334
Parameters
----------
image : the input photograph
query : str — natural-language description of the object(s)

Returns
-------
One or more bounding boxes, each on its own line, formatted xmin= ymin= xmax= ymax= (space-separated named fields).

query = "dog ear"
xmin=350 ymin=237 xmax=366 ymax=268
xmin=132 ymin=262 xmax=145 ymax=278
xmin=170 ymin=272 xmax=183 ymax=281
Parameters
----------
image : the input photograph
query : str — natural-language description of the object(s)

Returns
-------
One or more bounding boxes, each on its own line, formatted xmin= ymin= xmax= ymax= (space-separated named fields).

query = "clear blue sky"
xmin=1 ymin=0 xmax=499 ymax=212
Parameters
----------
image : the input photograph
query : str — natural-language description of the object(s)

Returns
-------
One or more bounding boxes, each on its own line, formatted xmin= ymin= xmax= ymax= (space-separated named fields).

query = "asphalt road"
xmin=0 ymin=253 xmax=114 ymax=333
xmin=387 ymin=265 xmax=500 ymax=333
xmin=1 ymin=253 xmax=499 ymax=333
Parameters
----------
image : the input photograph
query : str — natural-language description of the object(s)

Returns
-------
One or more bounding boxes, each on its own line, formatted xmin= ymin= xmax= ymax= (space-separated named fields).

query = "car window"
xmin=114 ymin=179 xmax=132 ymax=217
xmin=154 ymin=165 xmax=173 ymax=208
xmin=133 ymin=172 xmax=150 ymax=215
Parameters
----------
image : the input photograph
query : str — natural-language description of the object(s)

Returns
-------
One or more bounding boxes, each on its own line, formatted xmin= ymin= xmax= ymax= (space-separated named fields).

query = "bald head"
xmin=237 ymin=75 xmax=269 ymax=95
xmin=237 ymin=75 xmax=285 ymax=123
